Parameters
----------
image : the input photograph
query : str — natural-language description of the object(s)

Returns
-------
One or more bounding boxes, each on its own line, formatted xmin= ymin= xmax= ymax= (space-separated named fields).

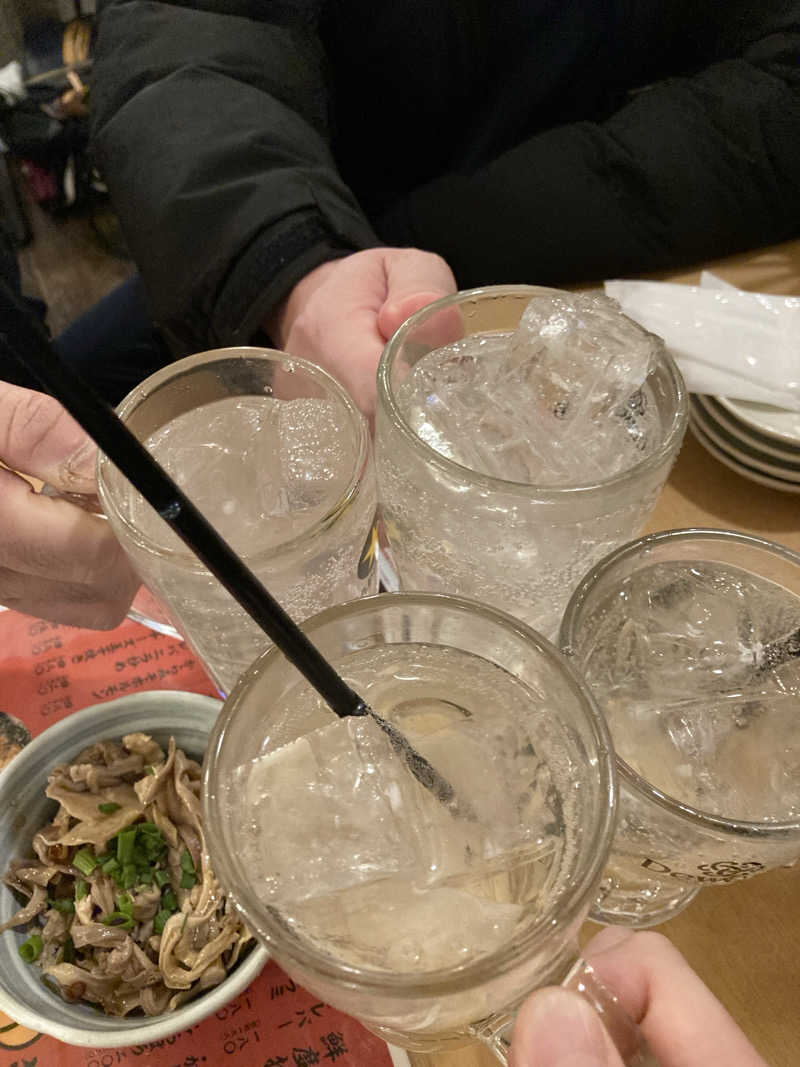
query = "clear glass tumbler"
xmin=375 ymin=285 xmax=687 ymax=639
xmin=560 ymin=528 xmax=800 ymax=927
xmin=98 ymin=347 xmax=378 ymax=694
xmin=204 ymin=593 xmax=653 ymax=1064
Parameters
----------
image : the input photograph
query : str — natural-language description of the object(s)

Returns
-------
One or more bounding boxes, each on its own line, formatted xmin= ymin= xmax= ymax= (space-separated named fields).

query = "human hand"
xmin=266 ymin=247 xmax=457 ymax=419
xmin=509 ymin=928 xmax=767 ymax=1067
xmin=0 ymin=382 xmax=139 ymax=628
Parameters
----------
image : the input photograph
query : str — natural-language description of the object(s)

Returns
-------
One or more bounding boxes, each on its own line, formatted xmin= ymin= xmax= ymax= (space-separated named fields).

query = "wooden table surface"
xmin=415 ymin=238 xmax=800 ymax=1067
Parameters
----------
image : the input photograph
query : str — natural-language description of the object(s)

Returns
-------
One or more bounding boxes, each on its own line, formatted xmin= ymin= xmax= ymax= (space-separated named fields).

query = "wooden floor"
xmin=16 ymin=176 xmax=134 ymax=336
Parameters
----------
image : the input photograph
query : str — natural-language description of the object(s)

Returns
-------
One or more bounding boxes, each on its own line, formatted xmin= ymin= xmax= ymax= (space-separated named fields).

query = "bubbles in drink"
xmin=395 ymin=292 xmax=662 ymax=486
xmin=579 ymin=560 xmax=800 ymax=821
xmin=227 ymin=644 xmax=584 ymax=973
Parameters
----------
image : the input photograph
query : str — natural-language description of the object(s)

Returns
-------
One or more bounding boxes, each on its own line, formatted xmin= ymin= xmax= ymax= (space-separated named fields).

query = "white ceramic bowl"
xmin=0 ymin=691 xmax=268 ymax=1047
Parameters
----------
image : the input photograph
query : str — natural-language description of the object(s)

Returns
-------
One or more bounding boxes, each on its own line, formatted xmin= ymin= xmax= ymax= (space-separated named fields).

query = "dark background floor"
xmin=15 ymin=171 xmax=134 ymax=336
xmin=3 ymin=9 xmax=129 ymax=337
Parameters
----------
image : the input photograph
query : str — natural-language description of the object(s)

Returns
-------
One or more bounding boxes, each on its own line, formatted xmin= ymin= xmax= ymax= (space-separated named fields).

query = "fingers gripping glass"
xmin=36 ymin=484 xmax=181 ymax=637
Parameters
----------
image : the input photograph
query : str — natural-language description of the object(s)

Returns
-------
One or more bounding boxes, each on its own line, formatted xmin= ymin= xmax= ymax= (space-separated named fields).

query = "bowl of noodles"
xmin=0 ymin=690 xmax=268 ymax=1047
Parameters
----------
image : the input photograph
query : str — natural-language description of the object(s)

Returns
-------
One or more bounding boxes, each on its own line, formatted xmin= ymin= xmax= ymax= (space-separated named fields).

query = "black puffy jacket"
xmin=91 ymin=0 xmax=800 ymax=352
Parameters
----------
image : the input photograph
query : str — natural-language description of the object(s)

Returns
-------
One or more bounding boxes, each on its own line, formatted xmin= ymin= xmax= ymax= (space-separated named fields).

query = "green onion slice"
xmin=153 ymin=908 xmax=172 ymax=934
xmin=116 ymin=892 xmax=134 ymax=918
xmin=18 ymin=934 xmax=43 ymax=962
xmin=73 ymin=848 xmax=98 ymax=875
xmin=50 ymin=897 xmax=75 ymax=914
xmin=116 ymin=828 xmax=137 ymax=866
xmin=102 ymin=911 xmax=134 ymax=930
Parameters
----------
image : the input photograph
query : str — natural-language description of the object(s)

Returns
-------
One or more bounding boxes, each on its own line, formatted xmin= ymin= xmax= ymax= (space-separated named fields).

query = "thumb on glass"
xmin=510 ymin=987 xmax=622 ymax=1067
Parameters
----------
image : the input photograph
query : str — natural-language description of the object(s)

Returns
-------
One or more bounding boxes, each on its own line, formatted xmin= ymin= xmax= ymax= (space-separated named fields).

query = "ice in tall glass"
xmin=376 ymin=286 xmax=687 ymax=639
xmin=98 ymin=348 xmax=378 ymax=693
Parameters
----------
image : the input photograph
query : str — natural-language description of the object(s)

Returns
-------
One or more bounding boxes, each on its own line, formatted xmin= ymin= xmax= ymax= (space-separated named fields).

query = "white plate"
xmin=690 ymin=419 xmax=800 ymax=494
xmin=717 ymin=397 xmax=800 ymax=446
xmin=695 ymin=395 xmax=800 ymax=463
xmin=690 ymin=400 xmax=800 ymax=482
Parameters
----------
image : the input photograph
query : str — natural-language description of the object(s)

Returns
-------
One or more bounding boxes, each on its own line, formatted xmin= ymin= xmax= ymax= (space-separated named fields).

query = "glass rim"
xmin=97 ymin=346 xmax=371 ymax=566
xmin=559 ymin=526 xmax=800 ymax=835
xmin=202 ymin=590 xmax=618 ymax=998
xmin=376 ymin=284 xmax=689 ymax=499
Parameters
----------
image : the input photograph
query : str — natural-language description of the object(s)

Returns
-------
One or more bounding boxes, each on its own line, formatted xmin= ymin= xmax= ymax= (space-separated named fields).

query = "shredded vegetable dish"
xmin=0 ymin=734 xmax=252 ymax=1015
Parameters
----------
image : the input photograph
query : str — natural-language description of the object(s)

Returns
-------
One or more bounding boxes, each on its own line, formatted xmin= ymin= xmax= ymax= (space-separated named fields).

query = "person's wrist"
xmin=263 ymin=258 xmax=343 ymax=348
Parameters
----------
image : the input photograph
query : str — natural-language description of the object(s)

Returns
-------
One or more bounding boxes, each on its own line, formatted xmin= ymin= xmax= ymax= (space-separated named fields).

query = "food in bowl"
xmin=0 ymin=732 xmax=252 ymax=1016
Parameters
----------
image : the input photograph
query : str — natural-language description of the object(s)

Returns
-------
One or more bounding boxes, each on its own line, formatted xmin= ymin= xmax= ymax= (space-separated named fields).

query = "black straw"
xmin=0 ymin=278 xmax=462 ymax=813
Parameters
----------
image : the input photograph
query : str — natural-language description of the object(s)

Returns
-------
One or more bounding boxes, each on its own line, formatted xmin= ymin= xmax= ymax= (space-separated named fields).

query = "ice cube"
xmin=509 ymin=292 xmax=659 ymax=422
xmin=402 ymin=334 xmax=545 ymax=478
xmin=396 ymin=293 xmax=662 ymax=486
xmin=239 ymin=704 xmax=560 ymax=907
xmin=505 ymin=292 xmax=662 ymax=481
xmin=585 ymin=562 xmax=770 ymax=702
xmin=401 ymin=333 xmax=583 ymax=482
xmin=238 ymin=397 xmax=287 ymax=521
xmin=241 ymin=716 xmax=425 ymax=905
xmin=131 ymin=394 xmax=360 ymax=555
xmin=608 ymin=690 xmax=800 ymax=820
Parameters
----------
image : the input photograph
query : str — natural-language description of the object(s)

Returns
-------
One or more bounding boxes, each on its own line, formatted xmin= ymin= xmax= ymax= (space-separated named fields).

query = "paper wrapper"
xmin=605 ymin=275 xmax=800 ymax=410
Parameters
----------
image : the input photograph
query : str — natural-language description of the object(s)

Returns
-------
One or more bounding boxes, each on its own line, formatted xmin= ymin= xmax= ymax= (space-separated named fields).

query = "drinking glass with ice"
xmin=560 ymin=528 xmax=800 ymax=927
xmin=98 ymin=347 xmax=378 ymax=694
xmin=203 ymin=593 xmax=653 ymax=1064
xmin=376 ymin=286 xmax=688 ymax=639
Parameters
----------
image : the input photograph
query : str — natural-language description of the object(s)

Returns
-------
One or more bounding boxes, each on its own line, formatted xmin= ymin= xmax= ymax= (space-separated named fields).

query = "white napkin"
xmin=604 ymin=274 xmax=800 ymax=411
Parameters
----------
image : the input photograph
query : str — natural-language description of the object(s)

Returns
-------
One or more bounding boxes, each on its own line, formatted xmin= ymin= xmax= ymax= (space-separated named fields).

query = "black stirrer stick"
xmin=0 ymin=278 xmax=462 ymax=813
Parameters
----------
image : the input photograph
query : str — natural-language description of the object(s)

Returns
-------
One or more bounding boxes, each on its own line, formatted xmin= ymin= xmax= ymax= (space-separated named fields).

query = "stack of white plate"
xmin=689 ymin=396 xmax=800 ymax=494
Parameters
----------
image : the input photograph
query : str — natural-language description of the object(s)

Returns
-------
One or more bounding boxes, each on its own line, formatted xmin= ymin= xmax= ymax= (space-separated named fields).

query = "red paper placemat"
xmin=0 ymin=609 xmax=402 ymax=1067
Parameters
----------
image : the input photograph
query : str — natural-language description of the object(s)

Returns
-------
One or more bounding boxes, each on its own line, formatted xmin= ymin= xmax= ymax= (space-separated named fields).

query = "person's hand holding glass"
xmin=511 ymin=927 xmax=767 ymax=1067
xmin=0 ymin=382 xmax=138 ymax=627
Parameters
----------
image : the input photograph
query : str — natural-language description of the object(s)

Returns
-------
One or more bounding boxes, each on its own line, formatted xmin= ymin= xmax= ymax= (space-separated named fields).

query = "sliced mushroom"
xmin=71 ymin=922 xmax=129 ymax=950
xmin=0 ymin=883 xmax=47 ymax=934
xmin=123 ymin=733 xmax=165 ymax=766
xmin=134 ymin=738 xmax=176 ymax=807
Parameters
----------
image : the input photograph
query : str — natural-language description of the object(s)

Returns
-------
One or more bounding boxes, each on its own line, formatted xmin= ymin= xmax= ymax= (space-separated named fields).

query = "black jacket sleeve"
xmin=378 ymin=5 xmax=800 ymax=286
xmin=91 ymin=0 xmax=379 ymax=352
